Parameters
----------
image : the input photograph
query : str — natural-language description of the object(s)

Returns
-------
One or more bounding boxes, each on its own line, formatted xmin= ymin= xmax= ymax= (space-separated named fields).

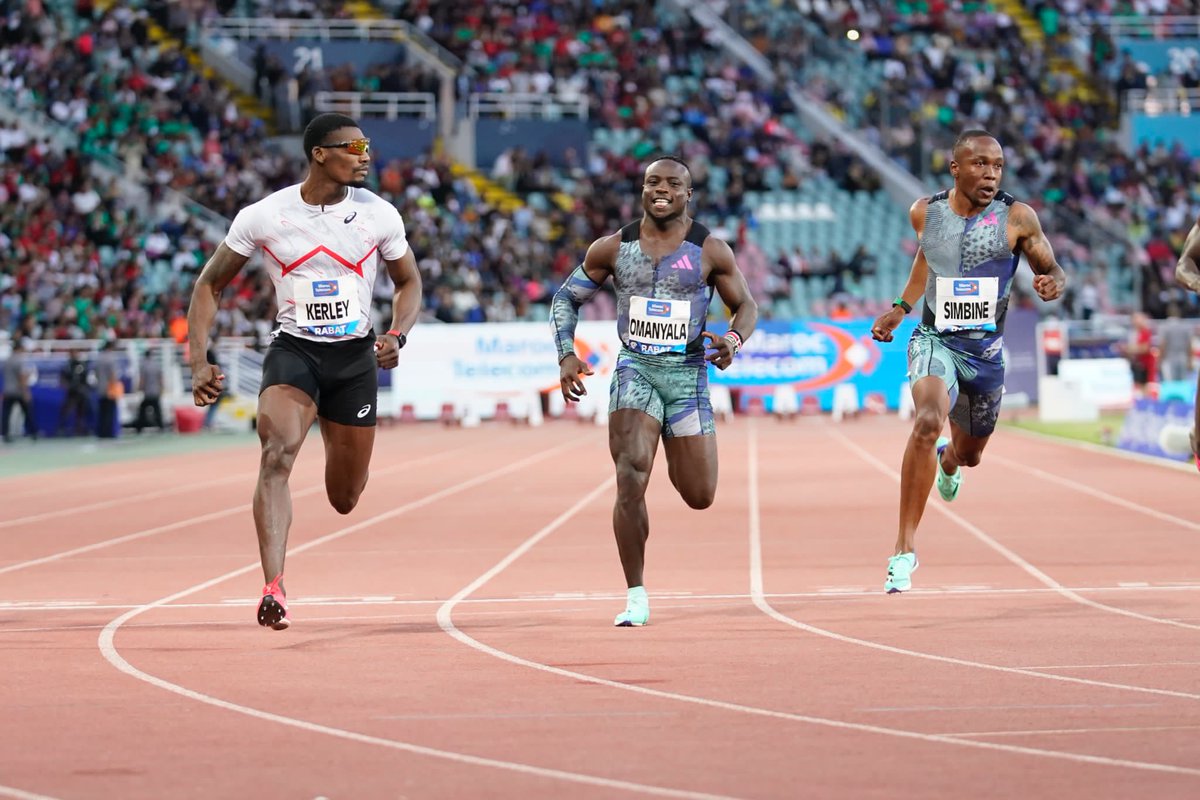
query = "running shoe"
xmin=935 ymin=436 xmax=962 ymax=502
xmin=257 ymin=574 xmax=290 ymax=630
xmin=884 ymin=552 xmax=918 ymax=594
xmin=614 ymin=586 xmax=649 ymax=627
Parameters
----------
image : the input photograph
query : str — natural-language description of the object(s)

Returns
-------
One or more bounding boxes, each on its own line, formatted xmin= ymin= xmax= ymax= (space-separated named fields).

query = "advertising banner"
xmin=1117 ymin=397 xmax=1193 ymax=462
xmin=708 ymin=319 xmax=918 ymax=410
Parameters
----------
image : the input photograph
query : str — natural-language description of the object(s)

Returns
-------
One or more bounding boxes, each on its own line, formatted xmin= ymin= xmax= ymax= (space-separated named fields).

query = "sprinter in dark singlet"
xmin=871 ymin=130 xmax=1066 ymax=593
xmin=550 ymin=156 xmax=759 ymax=626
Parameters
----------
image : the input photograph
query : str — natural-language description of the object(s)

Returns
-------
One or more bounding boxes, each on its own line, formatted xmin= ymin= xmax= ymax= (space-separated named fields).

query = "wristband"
xmin=892 ymin=297 xmax=912 ymax=314
xmin=385 ymin=329 xmax=407 ymax=348
xmin=723 ymin=329 xmax=743 ymax=355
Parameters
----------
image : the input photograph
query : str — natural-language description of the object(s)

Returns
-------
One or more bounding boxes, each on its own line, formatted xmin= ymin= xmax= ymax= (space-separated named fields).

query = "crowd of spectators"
xmin=721 ymin=0 xmax=1200 ymax=319
xmin=4 ymin=0 xmax=1200 ymax=346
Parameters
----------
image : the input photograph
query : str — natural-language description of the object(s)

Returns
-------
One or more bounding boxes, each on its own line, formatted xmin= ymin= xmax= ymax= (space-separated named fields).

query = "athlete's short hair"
xmin=952 ymin=129 xmax=998 ymax=159
xmin=303 ymin=113 xmax=360 ymax=162
xmin=645 ymin=154 xmax=692 ymax=185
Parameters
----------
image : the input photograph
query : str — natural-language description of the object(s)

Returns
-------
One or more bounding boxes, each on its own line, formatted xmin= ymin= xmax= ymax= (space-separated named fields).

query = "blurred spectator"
xmin=1158 ymin=303 xmax=1194 ymax=383
xmin=57 ymin=350 xmax=92 ymax=435
xmin=135 ymin=345 xmax=165 ymax=432
xmin=94 ymin=338 xmax=122 ymax=438
xmin=1 ymin=337 xmax=38 ymax=442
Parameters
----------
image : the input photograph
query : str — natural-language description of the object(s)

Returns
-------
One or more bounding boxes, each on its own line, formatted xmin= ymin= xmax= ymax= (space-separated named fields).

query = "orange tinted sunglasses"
xmin=318 ymin=138 xmax=370 ymax=155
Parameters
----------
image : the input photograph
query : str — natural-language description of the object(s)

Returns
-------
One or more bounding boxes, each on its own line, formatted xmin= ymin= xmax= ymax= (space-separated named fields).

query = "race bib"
xmin=627 ymin=296 xmax=691 ymax=354
xmin=935 ymin=277 xmax=999 ymax=332
xmin=294 ymin=277 xmax=361 ymax=337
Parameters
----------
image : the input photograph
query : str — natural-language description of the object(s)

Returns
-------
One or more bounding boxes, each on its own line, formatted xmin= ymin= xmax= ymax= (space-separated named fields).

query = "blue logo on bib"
xmin=646 ymin=300 xmax=672 ymax=317
xmin=953 ymin=280 xmax=979 ymax=297
xmin=312 ymin=280 xmax=339 ymax=297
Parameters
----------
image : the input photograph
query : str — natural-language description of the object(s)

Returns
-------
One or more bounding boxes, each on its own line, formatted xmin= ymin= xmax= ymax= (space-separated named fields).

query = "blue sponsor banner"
xmin=709 ymin=318 xmax=917 ymax=410
xmin=1117 ymin=397 xmax=1193 ymax=461
xmin=1130 ymin=115 xmax=1200 ymax=157
xmin=1116 ymin=38 xmax=1200 ymax=74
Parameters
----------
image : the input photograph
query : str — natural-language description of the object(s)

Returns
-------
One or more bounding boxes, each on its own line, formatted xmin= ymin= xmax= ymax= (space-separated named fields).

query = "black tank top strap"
xmin=995 ymin=190 xmax=1017 ymax=206
xmin=685 ymin=221 xmax=710 ymax=247
xmin=619 ymin=221 xmax=641 ymax=243
xmin=929 ymin=189 xmax=950 ymax=204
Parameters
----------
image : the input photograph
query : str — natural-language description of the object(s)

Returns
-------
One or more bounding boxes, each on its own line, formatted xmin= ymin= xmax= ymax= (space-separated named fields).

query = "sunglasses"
xmin=318 ymin=138 xmax=370 ymax=155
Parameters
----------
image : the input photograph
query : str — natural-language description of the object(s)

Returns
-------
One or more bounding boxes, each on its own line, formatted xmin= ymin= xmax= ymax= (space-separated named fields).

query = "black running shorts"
xmin=259 ymin=332 xmax=379 ymax=426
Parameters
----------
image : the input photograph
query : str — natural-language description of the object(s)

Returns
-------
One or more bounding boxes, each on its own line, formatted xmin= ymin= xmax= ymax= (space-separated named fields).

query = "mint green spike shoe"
xmin=935 ymin=436 xmax=962 ymax=502
xmin=885 ymin=552 xmax=919 ymax=594
xmin=614 ymin=586 xmax=649 ymax=627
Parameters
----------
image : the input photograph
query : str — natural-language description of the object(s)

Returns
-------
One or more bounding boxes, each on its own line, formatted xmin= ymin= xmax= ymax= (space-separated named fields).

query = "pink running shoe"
xmin=257 ymin=574 xmax=290 ymax=630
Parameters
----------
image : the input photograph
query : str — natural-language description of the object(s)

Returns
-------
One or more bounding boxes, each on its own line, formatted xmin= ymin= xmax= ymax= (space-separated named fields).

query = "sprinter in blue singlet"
xmin=871 ymin=130 xmax=1067 ymax=594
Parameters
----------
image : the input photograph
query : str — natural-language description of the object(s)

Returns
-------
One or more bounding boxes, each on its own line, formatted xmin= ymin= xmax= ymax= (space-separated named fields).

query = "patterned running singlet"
xmin=919 ymin=189 xmax=1019 ymax=336
xmin=610 ymin=220 xmax=717 ymax=437
xmin=908 ymin=189 xmax=1019 ymax=437
xmin=615 ymin=220 xmax=714 ymax=363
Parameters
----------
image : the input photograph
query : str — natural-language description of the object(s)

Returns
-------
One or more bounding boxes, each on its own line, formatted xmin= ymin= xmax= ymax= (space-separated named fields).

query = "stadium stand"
xmin=3 ymin=0 xmax=1199 ymax=431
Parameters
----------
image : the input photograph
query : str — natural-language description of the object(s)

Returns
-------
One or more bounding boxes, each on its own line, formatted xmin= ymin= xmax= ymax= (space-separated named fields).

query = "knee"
xmin=260 ymin=437 xmax=300 ymax=477
xmin=957 ymin=448 xmax=983 ymax=468
xmin=328 ymin=490 xmax=360 ymax=515
xmin=614 ymin=458 xmax=652 ymax=499
xmin=681 ymin=485 xmax=715 ymax=510
xmin=911 ymin=409 xmax=944 ymax=445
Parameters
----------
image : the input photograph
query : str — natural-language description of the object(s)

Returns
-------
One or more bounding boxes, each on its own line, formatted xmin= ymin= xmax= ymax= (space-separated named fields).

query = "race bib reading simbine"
xmin=934 ymin=276 xmax=999 ymax=332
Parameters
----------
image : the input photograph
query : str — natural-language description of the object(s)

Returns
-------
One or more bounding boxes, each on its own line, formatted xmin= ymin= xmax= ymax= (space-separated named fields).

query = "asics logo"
xmin=357 ymin=404 xmax=372 ymax=419
xmin=344 ymin=212 xmax=357 ymax=224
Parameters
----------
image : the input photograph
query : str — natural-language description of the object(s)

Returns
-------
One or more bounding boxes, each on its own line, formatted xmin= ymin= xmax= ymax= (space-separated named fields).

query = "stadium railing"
xmin=314 ymin=91 xmax=437 ymax=121
xmin=467 ymin=93 xmax=589 ymax=121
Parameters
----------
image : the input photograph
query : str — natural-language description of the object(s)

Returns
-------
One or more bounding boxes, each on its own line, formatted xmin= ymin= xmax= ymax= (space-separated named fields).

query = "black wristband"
xmin=892 ymin=297 xmax=912 ymax=314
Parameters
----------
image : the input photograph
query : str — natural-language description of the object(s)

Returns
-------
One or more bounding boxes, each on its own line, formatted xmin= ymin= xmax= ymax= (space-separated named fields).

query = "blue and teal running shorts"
xmin=907 ymin=323 xmax=1005 ymax=437
xmin=609 ymin=348 xmax=715 ymax=438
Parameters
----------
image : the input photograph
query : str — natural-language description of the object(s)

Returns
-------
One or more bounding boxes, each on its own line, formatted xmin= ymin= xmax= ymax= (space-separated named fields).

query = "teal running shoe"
xmin=885 ymin=552 xmax=919 ymax=594
xmin=614 ymin=586 xmax=649 ymax=626
xmin=935 ymin=436 xmax=962 ymax=502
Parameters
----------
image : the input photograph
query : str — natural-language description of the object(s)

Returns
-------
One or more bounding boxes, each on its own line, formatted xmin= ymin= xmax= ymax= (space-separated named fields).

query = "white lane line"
xmin=828 ymin=426 xmax=1200 ymax=633
xmin=748 ymin=421 xmax=1200 ymax=771
xmin=944 ymin=724 xmax=1200 ymax=739
xmin=0 ymin=786 xmax=62 ymax=800
xmin=1003 ymin=426 xmax=1197 ymax=472
xmin=14 ymin=583 xmax=1200 ymax=613
xmin=988 ymin=452 xmax=1200 ymax=534
xmin=434 ymin=443 xmax=1200 ymax=780
xmin=96 ymin=442 xmax=727 ymax=799
xmin=0 ymin=446 xmax=466 ymax=577
xmin=752 ymin=426 xmax=1200 ymax=700
xmin=0 ymin=471 xmax=256 ymax=529
xmin=1021 ymin=662 xmax=1200 ymax=670
xmin=861 ymin=703 xmax=1161 ymax=713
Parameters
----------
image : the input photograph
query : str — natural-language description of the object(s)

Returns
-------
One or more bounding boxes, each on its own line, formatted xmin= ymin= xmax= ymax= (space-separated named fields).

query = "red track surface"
xmin=2 ymin=416 xmax=1200 ymax=799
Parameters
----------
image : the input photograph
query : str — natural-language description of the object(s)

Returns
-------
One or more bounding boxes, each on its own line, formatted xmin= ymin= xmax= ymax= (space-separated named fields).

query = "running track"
xmin=2 ymin=416 xmax=1200 ymax=799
